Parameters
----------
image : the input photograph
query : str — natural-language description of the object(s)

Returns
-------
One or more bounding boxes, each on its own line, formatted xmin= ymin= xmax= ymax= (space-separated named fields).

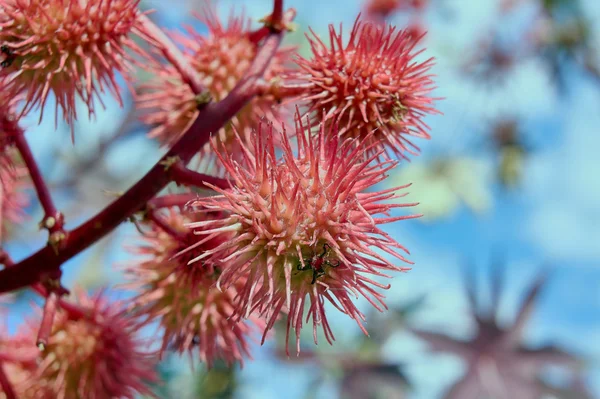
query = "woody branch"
xmin=0 ymin=0 xmax=292 ymax=295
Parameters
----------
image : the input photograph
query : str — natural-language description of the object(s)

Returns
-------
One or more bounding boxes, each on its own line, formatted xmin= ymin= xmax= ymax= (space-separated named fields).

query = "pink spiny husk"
xmin=0 ymin=325 xmax=39 ymax=398
xmin=16 ymin=290 xmax=158 ymax=398
xmin=0 ymin=0 xmax=156 ymax=138
xmin=122 ymin=208 xmax=263 ymax=367
xmin=136 ymin=2 xmax=295 ymax=176
xmin=186 ymin=110 xmax=420 ymax=353
xmin=291 ymin=16 xmax=440 ymax=161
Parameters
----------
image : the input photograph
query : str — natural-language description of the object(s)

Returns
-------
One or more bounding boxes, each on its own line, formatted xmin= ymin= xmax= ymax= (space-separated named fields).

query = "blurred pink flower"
xmin=365 ymin=0 xmax=428 ymax=19
xmin=1 ymin=301 xmax=36 ymax=398
xmin=123 ymin=208 xmax=263 ymax=367
xmin=20 ymin=291 xmax=157 ymax=399
xmin=0 ymin=328 xmax=38 ymax=399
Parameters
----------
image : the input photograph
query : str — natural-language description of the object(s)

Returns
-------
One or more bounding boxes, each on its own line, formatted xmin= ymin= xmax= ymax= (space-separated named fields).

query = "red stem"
xmin=32 ymin=284 xmax=87 ymax=321
xmin=0 ymin=250 xmax=87 ymax=320
xmin=138 ymin=14 xmax=205 ymax=96
xmin=36 ymin=291 xmax=58 ymax=350
xmin=248 ymin=5 xmax=294 ymax=43
xmin=248 ymin=26 xmax=271 ymax=44
xmin=169 ymin=162 xmax=231 ymax=190
xmin=0 ymin=29 xmax=286 ymax=294
xmin=0 ymin=360 xmax=16 ymax=399
xmin=273 ymin=0 xmax=284 ymax=28
xmin=13 ymin=127 xmax=64 ymax=234
xmin=148 ymin=193 xmax=198 ymax=209
xmin=146 ymin=210 xmax=187 ymax=242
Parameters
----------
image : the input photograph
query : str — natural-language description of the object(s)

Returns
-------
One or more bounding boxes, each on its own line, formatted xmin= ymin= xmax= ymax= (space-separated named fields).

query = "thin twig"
xmin=146 ymin=209 xmax=187 ymax=242
xmin=13 ymin=127 xmax=65 ymax=235
xmin=36 ymin=291 xmax=58 ymax=351
xmin=169 ymin=162 xmax=231 ymax=190
xmin=148 ymin=193 xmax=198 ymax=209
xmin=138 ymin=14 xmax=206 ymax=96
xmin=249 ymin=6 xmax=296 ymax=43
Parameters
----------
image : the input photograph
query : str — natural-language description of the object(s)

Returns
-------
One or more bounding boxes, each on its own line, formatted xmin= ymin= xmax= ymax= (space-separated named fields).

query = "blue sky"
xmin=3 ymin=0 xmax=600 ymax=398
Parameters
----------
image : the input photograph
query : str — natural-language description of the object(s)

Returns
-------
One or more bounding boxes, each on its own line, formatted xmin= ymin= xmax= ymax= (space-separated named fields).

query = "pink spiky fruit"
xmin=123 ymin=208 xmax=263 ymax=367
xmin=293 ymin=17 xmax=438 ymax=160
xmin=20 ymin=291 xmax=157 ymax=398
xmin=186 ymin=112 xmax=420 ymax=354
xmin=137 ymin=6 xmax=294 ymax=175
xmin=0 ymin=0 xmax=154 ymax=133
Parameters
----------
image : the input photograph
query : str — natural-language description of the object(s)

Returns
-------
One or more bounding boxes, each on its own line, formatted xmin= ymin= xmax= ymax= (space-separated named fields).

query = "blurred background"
xmin=2 ymin=0 xmax=600 ymax=398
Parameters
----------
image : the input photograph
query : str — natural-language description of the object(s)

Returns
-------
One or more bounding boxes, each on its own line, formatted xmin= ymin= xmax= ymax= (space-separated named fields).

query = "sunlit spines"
xmin=292 ymin=17 xmax=438 ymax=161
xmin=0 ymin=0 xmax=155 ymax=135
xmin=187 ymin=111 xmax=419 ymax=353
xmin=18 ymin=291 xmax=157 ymax=398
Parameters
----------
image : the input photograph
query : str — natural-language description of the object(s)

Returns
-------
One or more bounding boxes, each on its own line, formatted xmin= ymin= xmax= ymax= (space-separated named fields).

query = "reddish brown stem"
xmin=36 ymin=291 xmax=58 ymax=351
xmin=249 ymin=6 xmax=296 ymax=43
xmin=146 ymin=210 xmax=187 ymax=242
xmin=1 ymin=251 xmax=90 ymax=321
xmin=148 ymin=193 xmax=198 ymax=209
xmin=13 ymin=128 xmax=64 ymax=235
xmin=0 ymin=360 xmax=16 ymax=399
xmin=169 ymin=162 xmax=231 ymax=190
xmin=0 ymin=28 xmax=286 ymax=294
xmin=248 ymin=26 xmax=271 ymax=44
xmin=32 ymin=284 xmax=87 ymax=321
xmin=273 ymin=0 xmax=284 ymax=28
xmin=138 ymin=14 xmax=205 ymax=96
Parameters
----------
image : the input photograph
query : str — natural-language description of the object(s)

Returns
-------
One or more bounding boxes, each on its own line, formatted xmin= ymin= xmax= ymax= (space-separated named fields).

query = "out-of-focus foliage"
xmin=410 ymin=262 xmax=587 ymax=398
xmin=391 ymin=157 xmax=493 ymax=221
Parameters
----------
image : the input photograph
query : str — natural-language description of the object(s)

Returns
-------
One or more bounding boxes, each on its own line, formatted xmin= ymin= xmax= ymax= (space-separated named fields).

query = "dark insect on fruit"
xmin=1 ymin=45 xmax=16 ymax=68
xmin=296 ymin=243 xmax=340 ymax=284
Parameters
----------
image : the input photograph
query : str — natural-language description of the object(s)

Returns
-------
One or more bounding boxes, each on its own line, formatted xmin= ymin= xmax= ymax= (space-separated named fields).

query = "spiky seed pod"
xmin=293 ymin=17 xmax=438 ymax=161
xmin=410 ymin=269 xmax=587 ymax=399
xmin=20 ymin=291 xmax=157 ymax=399
xmin=123 ymin=208 xmax=263 ymax=367
xmin=0 ymin=361 xmax=31 ymax=399
xmin=0 ymin=328 xmax=39 ymax=399
xmin=186 ymin=112 xmax=420 ymax=354
xmin=0 ymin=0 xmax=154 ymax=132
xmin=137 ymin=6 xmax=294 ymax=175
